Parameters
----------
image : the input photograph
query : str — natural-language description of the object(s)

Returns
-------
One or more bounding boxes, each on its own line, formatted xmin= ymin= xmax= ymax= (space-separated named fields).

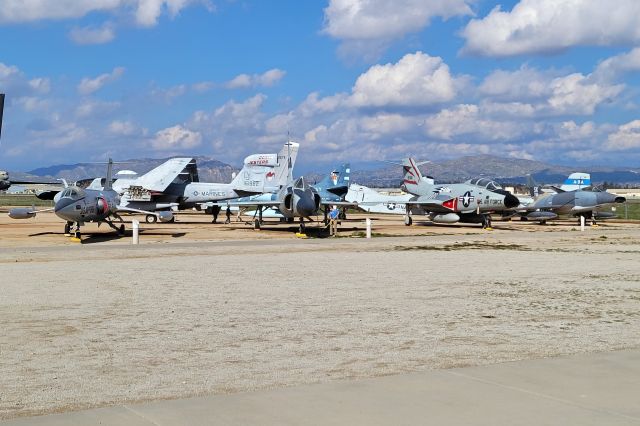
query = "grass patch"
xmin=0 ymin=194 xmax=54 ymax=207
xmin=394 ymin=241 xmax=527 ymax=251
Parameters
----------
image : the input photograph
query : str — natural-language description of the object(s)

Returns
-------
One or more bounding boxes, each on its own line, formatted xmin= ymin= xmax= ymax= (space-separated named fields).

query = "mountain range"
xmin=7 ymin=155 xmax=640 ymax=188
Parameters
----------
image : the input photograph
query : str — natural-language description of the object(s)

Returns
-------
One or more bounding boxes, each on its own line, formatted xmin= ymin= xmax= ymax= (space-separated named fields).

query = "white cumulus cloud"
xmin=77 ymin=67 xmax=125 ymax=95
xmin=605 ymin=120 xmax=640 ymax=151
xmin=323 ymin=0 xmax=473 ymax=58
xmin=69 ymin=23 xmax=116 ymax=45
xmin=349 ymin=51 xmax=460 ymax=108
xmin=225 ymin=69 xmax=286 ymax=89
xmin=462 ymin=0 xmax=640 ymax=57
xmin=151 ymin=124 xmax=202 ymax=150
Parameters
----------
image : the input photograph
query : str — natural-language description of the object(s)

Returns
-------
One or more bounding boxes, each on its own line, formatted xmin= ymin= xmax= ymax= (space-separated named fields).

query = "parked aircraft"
xmin=517 ymin=174 xmax=625 ymax=224
xmin=8 ymin=160 xmax=165 ymax=239
xmin=346 ymin=184 xmax=417 ymax=215
xmin=214 ymin=150 xmax=353 ymax=233
xmin=395 ymin=158 xmax=520 ymax=228
xmin=99 ymin=142 xmax=299 ymax=223
xmin=226 ymin=163 xmax=351 ymax=221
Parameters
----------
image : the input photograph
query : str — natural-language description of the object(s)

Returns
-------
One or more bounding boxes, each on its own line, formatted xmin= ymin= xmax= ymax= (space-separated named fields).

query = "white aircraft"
xmin=113 ymin=142 xmax=299 ymax=222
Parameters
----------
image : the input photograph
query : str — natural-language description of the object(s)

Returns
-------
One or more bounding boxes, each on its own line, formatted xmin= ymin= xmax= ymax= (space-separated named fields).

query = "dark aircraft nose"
xmin=496 ymin=189 xmax=520 ymax=208
xmin=294 ymin=189 xmax=317 ymax=217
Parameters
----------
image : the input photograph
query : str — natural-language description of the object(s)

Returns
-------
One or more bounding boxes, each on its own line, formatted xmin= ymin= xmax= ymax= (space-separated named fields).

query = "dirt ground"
xmin=0 ymin=210 xmax=639 ymax=420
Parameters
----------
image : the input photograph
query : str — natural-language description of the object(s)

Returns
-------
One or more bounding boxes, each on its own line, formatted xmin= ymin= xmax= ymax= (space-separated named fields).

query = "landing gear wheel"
xmin=118 ymin=224 xmax=125 ymax=236
xmin=254 ymin=219 xmax=261 ymax=230
xmin=64 ymin=222 xmax=72 ymax=235
xmin=298 ymin=220 xmax=306 ymax=234
xmin=145 ymin=214 xmax=157 ymax=224
xmin=73 ymin=231 xmax=81 ymax=239
xmin=168 ymin=216 xmax=175 ymax=223
xmin=404 ymin=215 xmax=412 ymax=226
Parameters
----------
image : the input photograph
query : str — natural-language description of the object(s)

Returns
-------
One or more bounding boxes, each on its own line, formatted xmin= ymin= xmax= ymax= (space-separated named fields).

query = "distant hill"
xmin=11 ymin=154 xmax=640 ymax=188
xmin=26 ymin=156 xmax=237 ymax=183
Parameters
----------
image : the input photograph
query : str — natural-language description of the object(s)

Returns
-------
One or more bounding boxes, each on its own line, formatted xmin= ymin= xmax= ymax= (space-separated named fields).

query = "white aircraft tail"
xmin=560 ymin=172 xmax=591 ymax=191
xmin=401 ymin=158 xmax=432 ymax=195
xmin=230 ymin=141 xmax=299 ymax=194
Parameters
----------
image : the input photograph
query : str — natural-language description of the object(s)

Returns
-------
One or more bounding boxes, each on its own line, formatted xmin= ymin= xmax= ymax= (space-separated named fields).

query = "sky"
xmin=2 ymin=0 xmax=640 ymax=172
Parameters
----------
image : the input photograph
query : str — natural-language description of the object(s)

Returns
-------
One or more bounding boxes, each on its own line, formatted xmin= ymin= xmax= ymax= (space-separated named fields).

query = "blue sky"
xmin=2 ymin=0 xmax=640 ymax=172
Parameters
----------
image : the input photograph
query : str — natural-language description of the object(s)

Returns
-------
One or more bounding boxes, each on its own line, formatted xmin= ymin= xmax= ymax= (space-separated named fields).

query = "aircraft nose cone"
xmin=295 ymin=190 xmax=316 ymax=216
xmin=496 ymin=190 xmax=520 ymax=208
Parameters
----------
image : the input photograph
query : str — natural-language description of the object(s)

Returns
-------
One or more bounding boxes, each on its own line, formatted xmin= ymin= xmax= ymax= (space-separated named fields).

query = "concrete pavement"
xmin=3 ymin=349 xmax=640 ymax=425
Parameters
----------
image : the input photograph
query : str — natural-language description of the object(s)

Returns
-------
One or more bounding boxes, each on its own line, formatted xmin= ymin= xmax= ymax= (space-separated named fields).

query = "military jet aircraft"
xmin=114 ymin=142 xmax=299 ymax=222
xmin=346 ymin=183 xmax=420 ymax=215
xmin=519 ymin=186 xmax=625 ymax=225
xmin=394 ymin=158 xmax=520 ymax=228
xmin=8 ymin=160 xmax=166 ymax=240
xmin=227 ymin=163 xmax=351 ymax=220
xmin=213 ymin=150 xmax=353 ymax=233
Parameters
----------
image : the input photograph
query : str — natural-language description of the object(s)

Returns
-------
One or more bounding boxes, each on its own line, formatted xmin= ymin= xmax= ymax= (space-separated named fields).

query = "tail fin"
xmin=560 ymin=172 xmax=591 ymax=191
xmin=526 ymin=174 xmax=540 ymax=197
xmin=0 ymin=93 xmax=5 ymax=141
xmin=401 ymin=158 xmax=431 ymax=194
xmin=314 ymin=163 xmax=350 ymax=198
xmin=230 ymin=141 xmax=299 ymax=194
xmin=104 ymin=158 xmax=113 ymax=191
xmin=276 ymin=140 xmax=299 ymax=188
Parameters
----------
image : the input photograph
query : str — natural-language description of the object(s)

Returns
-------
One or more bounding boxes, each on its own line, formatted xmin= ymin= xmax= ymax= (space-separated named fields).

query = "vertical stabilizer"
xmin=314 ymin=163 xmax=350 ymax=199
xmin=560 ymin=172 xmax=591 ymax=191
xmin=105 ymin=158 xmax=113 ymax=191
xmin=401 ymin=158 xmax=431 ymax=195
xmin=526 ymin=174 xmax=540 ymax=197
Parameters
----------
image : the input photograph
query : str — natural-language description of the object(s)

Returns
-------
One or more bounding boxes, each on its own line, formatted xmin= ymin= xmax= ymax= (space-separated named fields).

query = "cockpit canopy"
xmin=60 ymin=187 xmax=85 ymax=199
xmin=293 ymin=176 xmax=306 ymax=189
xmin=467 ymin=178 xmax=503 ymax=191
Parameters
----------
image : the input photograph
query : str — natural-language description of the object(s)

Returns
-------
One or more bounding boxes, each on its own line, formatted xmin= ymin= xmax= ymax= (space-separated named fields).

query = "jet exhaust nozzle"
xmin=496 ymin=190 xmax=520 ymax=209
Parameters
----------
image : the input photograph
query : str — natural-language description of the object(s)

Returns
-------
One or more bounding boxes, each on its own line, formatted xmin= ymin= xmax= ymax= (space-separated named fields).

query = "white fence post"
xmin=366 ymin=217 xmax=372 ymax=239
xmin=132 ymin=220 xmax=139 ymax=244
xmin=580 ymin=216 xmax=585 ymax=232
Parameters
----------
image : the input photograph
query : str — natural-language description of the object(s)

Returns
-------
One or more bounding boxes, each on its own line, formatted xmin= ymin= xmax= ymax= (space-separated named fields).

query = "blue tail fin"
xmin=314 ymin=163 xmax=350 ymax=200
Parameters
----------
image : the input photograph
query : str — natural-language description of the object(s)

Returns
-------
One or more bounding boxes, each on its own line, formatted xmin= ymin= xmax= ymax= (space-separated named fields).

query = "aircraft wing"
xmin=357 ymin=199 xmax=452 ymax=211
xmin=212 ymin=200 xmax=281 ymax=207
xmin=320 ymin=201 xmax=358 ymax=207
xmin=116 ymin=205 xmax=175 ymax=215
xmin=133 ymin=158 xmax=195 ymax=193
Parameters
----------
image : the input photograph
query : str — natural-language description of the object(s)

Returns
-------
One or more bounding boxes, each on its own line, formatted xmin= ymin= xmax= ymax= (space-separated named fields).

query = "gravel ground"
xmin=0 ymin=217 xmax=639 ymax=420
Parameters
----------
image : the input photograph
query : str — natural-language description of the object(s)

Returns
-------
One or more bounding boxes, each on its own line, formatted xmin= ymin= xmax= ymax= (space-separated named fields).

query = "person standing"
xmin=225 ymin=205 xmax=231 ymax=224
xmin=329 ymin=205 xmax=339 ymax=236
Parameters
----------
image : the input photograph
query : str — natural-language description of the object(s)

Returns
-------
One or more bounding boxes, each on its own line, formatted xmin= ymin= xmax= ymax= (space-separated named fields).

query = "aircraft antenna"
xmin=104 ymin=158 xmax=113 ymax=190
xmin=0 ymin=93 xmax=5 ymax=146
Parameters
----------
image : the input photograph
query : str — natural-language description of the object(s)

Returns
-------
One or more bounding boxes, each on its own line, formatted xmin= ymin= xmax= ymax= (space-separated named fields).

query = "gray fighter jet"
xmin=396 ymin=158 xmax=520 ymax=228
xmin=519 ymin=187 xmax=626 ymax=224
xmin=9 ymin=160 xmax=165 ymax=240
xmin=214 ymin=148 xmax=353 ymax=233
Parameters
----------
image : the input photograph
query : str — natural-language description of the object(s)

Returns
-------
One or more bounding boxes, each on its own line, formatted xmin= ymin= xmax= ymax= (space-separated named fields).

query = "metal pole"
xmin=132 ymin=220 xmax=139 ymax=244
xmin=366 ymin=217 xmax=372 ymax=239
